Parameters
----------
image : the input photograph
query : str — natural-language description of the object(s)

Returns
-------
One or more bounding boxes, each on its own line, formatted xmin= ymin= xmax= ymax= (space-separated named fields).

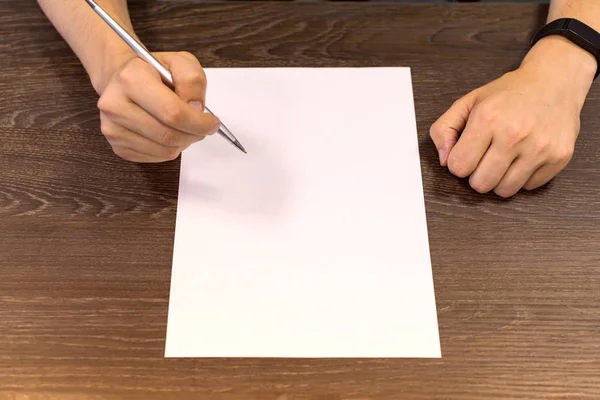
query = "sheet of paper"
xmin=165 ymin=67 xmax=440 ymax=358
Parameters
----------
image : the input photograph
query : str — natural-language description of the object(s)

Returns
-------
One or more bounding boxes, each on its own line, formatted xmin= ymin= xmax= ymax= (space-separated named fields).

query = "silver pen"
xmin=84 ymin=0 xmax=246 ymax=154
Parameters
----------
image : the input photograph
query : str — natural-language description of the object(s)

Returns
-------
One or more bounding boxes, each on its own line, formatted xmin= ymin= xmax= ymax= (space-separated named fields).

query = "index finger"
xmin=446 ymin=107 xmax=493 ymax=178
xmin=430 ymin=92 xmax=475 ymax=166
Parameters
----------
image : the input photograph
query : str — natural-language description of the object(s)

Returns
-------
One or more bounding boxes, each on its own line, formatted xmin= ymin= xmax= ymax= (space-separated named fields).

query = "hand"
xmin=430 ymin=36 xmax=596 ymax=198
xmin=96 ymin=51 xmax=220 ymax=162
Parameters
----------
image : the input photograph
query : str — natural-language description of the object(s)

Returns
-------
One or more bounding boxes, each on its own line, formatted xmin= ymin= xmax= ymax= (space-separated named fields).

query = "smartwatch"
xmin=530 ymin=18 xmax=600 ymax=79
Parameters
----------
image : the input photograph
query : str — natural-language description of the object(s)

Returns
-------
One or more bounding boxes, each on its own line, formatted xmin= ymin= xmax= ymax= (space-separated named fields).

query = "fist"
xmin=96 ymin=51 xmax=220 ymax=162
xmin=430 ymin=36 xmax=595 ymax=198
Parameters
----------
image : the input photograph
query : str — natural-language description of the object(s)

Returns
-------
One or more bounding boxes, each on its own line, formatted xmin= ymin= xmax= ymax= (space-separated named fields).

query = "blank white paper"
xmin=165 ymin=68 xmax=440 ymax=358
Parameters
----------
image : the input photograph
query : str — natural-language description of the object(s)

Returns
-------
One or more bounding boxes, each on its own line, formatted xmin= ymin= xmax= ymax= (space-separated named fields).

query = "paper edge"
xmin=403 ymin=67 xmax=442 ymax=358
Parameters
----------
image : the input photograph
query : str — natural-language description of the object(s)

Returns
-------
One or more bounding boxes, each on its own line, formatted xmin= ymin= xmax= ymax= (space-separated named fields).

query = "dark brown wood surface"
xmin=1 ymin=1 xmax=600 ymax=399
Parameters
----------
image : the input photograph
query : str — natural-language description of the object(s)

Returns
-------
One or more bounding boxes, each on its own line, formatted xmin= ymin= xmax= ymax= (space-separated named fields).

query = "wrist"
xmin=521 ymin=35 xmax=596 ymax=103
xmin=86 ymin=38 xmax=137 ymax=95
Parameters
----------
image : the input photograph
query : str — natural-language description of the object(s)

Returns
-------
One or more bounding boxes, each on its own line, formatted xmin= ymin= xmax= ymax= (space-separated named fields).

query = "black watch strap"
xmin=531 ymin=18 xmax=600 ymax=79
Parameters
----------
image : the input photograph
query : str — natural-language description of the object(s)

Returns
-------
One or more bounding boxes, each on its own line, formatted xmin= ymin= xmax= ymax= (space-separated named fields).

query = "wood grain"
xmin=1 ymin=1 xmax=600 ymax=399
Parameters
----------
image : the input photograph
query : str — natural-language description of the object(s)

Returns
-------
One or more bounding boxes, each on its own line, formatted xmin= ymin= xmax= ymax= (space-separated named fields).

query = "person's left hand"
xmin=430 ymin=36 xmax=596 ymax=198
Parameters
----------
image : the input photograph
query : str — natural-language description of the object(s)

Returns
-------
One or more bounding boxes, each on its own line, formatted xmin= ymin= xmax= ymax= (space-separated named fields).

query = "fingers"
xmin=100 ymin=113 xmax=188 ymax=162
xmin=114 ymin=57 xmax=220 ymax=136
xmin=464 ymin=111 xmax=539 ymax=194
xmin=492 ymin=137 xmax=574 ymax=196
xmin=468 ymin=144 xmax=517 ymax=194
xmin=98 ymin=93 xmax=203 ymax=148
xmin=523 ymin=144 xmax=574 ymax=190
xmin=430 ymin=91 xmax=477 ymax=166
xmin=113 ymin=147 xmax=170 ymax=163
xmin=445 ymin=107 xmax=494 ymax=179
xmin=467 ymin=139 xmax=573 ymax=198
xmin=492 ymin=156 xmax=542 ymax=198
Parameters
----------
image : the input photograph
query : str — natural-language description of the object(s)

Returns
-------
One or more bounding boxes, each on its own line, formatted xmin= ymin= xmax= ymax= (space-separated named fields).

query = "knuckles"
xmin=116 ymin=61 xmax=140 ymax=86
xmin=549 ymin=143 xmax=575 ymax=166
xmin=112 ymin=146 xmax=134 ymax=162
xmin=159 ymin=103 xmax=183 ymax=127
xmin=531 ymin=137 xmax=551 ymax=156
xmin=473 ymin=101 xmax=501 ymax=127
xmin=177 ymin=51 xmax=197 ymax=61
xmin=475 ymin=102 xmax=533 ymax=149
xmin=429 ymin=121 xmax=444 ymax=142
xmin=447 ymin=155 xmax=471 ymax=178
xmin=469 ymin=176 xmax=493 ymax=194
xmin=493 ymin=186 xmax=515 ymax=199
xmin=97 ymin=95 xmax=116 ymax=116
xmin=157 ymin=128 xmax=181 ymax=147
xmin=180 ymin=69 xmax=206 ymax=86
xmin=161 ymin=146 xmax=182 ymax=161
xmin=111 ymin=145 xmax=183 ymax=163
xmin=173 ymin=52 xmax=206 ymax=86
xmin=116 ymin=58 xmax=152 ymax=86
xmin=100 ymin=123 xmax=117 ymax=142
xmin=502 ymin=125 xmax=530 ymax=150
xmin=99 ymin=114 xmax=119 ymax=142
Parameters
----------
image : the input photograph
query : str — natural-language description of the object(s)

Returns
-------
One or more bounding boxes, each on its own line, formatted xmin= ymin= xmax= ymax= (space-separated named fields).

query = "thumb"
xmin=430 ymin=90 xmax=477 ymax=166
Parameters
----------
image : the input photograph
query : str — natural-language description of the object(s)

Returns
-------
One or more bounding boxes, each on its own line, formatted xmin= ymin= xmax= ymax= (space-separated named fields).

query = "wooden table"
xmin=2 ymin=1 xmax=600 ymax=399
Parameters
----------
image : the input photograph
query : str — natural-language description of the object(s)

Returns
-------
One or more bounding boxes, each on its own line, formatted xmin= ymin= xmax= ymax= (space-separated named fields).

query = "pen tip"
xmin=235 ymin=142 xmax=247 ymax=154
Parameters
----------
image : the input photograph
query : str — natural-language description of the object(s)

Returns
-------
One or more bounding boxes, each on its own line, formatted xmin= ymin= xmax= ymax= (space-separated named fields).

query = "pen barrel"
xmin=87 ymin=0 xmax=175 ymax=88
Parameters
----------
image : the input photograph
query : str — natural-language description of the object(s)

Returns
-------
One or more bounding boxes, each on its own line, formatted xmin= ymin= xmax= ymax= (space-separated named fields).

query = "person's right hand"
xmin=96 ymin=51 xmax=221 ymax=162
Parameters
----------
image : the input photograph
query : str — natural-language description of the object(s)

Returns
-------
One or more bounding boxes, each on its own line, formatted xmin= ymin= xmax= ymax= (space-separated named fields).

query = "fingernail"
xmin=209 ymin=118 xmax=221 ymax=134
xmin=438 ymin=148 xmax=448 ymax=166
xmin=189 ymin=101 xmax=204 ymax=112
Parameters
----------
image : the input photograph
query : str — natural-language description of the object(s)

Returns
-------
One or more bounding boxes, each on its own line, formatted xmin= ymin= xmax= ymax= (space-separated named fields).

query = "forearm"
xmin=548 ymin=0 xmax=600 ymax=29
xmin=37 ymin=0 xmax=137 ymax=93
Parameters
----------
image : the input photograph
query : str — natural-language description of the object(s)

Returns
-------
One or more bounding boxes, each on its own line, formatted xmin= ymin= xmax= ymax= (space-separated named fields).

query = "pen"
xmin=84 ymin=0 xmax=246 ymax=154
